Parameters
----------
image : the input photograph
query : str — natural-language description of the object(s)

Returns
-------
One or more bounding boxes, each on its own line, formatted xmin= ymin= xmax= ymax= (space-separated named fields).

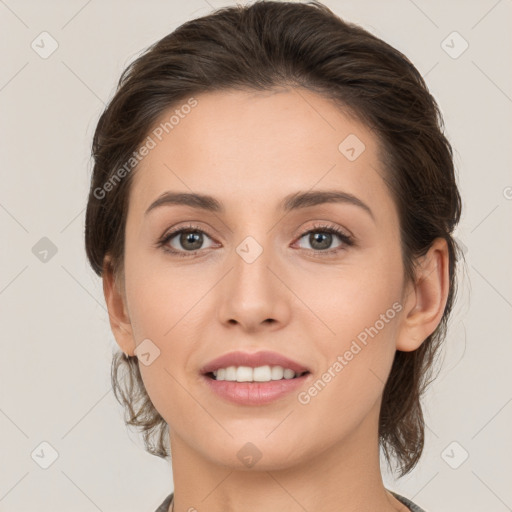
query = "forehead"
xmin=128 ymin=88 xmax=393 ymax=218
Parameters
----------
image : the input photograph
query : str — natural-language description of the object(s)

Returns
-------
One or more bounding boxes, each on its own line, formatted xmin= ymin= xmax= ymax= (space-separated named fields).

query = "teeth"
xmin=212 ymin=365 xmax=302 ymax=382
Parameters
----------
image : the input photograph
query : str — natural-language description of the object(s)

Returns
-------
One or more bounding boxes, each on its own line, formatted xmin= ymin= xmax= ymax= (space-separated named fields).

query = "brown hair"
xmin=85 ymin=0 xmax=461 ymax=477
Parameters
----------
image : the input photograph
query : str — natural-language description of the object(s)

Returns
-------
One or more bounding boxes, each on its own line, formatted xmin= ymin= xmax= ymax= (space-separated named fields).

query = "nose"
xmin=216 ymin=235 xmax=291 ymax=333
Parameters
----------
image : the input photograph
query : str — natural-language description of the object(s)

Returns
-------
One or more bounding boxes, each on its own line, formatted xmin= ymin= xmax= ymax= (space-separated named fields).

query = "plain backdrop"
xmin=0 ymin=1 xmax=511 ymax=511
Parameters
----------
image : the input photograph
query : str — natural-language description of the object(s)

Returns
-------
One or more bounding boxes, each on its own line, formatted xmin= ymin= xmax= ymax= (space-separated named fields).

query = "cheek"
xmin=121 ymin=238 xmax=219 ymax=366
xmin=123 ymin=237 xmax=200 ymax=341
xmin=291 ymin=247 xmax=403 ymax=344
xmin=122 ymin=261 xmax=199 ymax=421
xmin=294 ymin=289 xmax=401 ymax=452
xmin=292 ymin=252 xmax=403 ymax=416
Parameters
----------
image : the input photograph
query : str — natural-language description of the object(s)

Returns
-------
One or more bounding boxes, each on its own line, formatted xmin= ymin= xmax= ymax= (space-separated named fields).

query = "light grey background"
xmin=0 ymin=0 xmax=511 ymax=511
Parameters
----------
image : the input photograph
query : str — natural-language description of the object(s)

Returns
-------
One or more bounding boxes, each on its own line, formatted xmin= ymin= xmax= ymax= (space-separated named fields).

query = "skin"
xmin=103 ymin=88 xmax=449 ymax=512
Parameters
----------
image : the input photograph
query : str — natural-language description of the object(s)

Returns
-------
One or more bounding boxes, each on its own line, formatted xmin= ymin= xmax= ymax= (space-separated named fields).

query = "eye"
xmin=294 ymin=224 xmax=354 ymax=254
xmin=158 ymin=224 xmax=217 ymax=257
xmin=157 ymin=222 xmax=354 ymax=258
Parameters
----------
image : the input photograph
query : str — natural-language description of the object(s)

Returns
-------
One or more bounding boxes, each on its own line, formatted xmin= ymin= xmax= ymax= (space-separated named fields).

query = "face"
xmin=117 ymin=88 xmax=409 ymax=470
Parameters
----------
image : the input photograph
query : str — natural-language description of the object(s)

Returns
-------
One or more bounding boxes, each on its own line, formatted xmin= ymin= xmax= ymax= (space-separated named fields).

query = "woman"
xmin=85 ymin=1 xmax=461 ymax=511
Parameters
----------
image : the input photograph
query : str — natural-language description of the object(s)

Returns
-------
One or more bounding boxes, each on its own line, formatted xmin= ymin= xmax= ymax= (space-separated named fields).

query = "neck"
xmin=167 ymin=399 xmax=406 ymax=512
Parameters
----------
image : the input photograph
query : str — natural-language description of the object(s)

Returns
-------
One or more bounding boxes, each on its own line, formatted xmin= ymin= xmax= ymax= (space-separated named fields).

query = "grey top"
xmin=390 ymin=490 xmax=427 ymax=511
xmin=154 ymin=492 xmax=172 ymax=512
xmin=154 ymin=490 xmax=426 ymax=511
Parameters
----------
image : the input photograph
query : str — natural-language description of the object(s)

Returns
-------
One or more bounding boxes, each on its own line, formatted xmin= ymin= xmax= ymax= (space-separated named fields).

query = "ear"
xmin=396 ymin=238 xmax=450 ymax=352
xmin=102 ymin=256 xmax=136 ymax=356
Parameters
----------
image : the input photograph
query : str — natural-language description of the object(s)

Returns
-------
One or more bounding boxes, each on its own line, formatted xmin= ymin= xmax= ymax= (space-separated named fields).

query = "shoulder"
xmin=389 ymin=490 xmax=428 ymax=512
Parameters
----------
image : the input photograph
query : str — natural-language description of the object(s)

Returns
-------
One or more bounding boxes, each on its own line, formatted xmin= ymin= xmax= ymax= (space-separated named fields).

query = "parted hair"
xmin=85 ymin=0 xmax=461 ymax=477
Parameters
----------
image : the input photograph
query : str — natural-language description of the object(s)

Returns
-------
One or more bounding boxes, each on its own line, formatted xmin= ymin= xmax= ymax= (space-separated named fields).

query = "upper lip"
xmin=200 ymin=350 xmax=310 ymax=375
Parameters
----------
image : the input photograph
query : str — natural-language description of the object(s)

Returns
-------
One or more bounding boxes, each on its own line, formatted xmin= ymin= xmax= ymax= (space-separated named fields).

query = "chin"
xmin=201 ymin=435 xmax=310 ymax=472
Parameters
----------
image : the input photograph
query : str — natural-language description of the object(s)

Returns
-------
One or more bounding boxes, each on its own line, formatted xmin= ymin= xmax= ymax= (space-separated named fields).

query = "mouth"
xmin=205 ymin=366 xmax=311 ymax=382
xmin=199 ymin=350 xmax=312 ymax=404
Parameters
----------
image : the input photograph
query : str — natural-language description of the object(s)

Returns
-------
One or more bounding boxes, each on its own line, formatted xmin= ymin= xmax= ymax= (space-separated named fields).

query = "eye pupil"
xmin=181 ymin=230 xmax=203 ymax=250
xmin=310 ymin=232 xmax=332 ymax=250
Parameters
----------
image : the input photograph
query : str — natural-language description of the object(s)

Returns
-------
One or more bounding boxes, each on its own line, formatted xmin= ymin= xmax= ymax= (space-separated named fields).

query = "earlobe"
xmin=102 ymin=256 xmax=136 ymax=356
xmin=396 ymin=238 xmax=450 ymax=352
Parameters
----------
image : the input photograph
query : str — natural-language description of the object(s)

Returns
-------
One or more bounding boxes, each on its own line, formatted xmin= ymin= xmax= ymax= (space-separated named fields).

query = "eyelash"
xmin=156 ymin=222 xmax=355 ymax=258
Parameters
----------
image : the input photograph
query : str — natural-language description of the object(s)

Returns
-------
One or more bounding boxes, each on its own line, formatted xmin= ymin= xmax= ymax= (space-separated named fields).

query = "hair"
xmin=85 ymin=0 xmax=462 ymax=477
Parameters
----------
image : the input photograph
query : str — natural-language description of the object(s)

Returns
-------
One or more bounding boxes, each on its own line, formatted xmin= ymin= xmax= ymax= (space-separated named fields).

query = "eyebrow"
xmin=145 ymin=190 xmax=374 ymax=219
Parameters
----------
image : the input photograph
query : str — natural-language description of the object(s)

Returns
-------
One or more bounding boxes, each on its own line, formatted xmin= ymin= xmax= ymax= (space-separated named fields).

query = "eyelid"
xmin=296 ymin=221 xmax=353 ymax=241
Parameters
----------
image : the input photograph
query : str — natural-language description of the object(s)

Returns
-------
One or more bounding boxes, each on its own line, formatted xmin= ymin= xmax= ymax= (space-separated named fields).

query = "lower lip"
xmin=202 ymin=373 xmax=310 ymax=405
